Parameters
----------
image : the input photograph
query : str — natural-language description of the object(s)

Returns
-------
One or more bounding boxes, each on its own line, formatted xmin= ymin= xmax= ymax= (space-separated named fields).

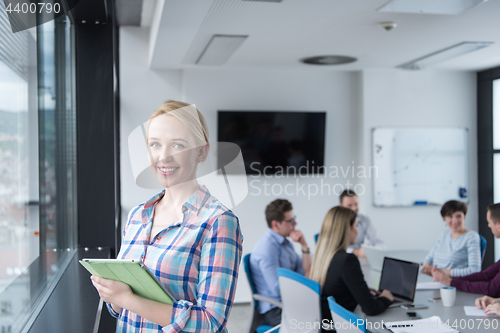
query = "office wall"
xmin=119 ymin=27 xmax=477 ymax=303
xmin=182 ymin=68 xmax=363 ymax=302
xmin=120 ymin=27 xmax=183 ymax=216
xmin=360 ymin=70 xmax=478 ymax=252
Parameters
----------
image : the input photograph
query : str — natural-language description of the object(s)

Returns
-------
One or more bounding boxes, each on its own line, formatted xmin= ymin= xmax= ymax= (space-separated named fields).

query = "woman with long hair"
xmin=310 ymin=206 xmax=393 ymax=324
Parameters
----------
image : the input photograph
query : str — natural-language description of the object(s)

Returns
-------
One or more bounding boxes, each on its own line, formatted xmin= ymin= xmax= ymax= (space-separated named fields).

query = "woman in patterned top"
xmin=90 ymin=100 xmax=243 ymax=332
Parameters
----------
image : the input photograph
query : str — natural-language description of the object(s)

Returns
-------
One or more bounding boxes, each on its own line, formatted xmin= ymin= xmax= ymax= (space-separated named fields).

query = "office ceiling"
xmin=145 ymin=0 xmax=500 ymax=71
xmin=115 ymin=0 xmax=142 ymax=26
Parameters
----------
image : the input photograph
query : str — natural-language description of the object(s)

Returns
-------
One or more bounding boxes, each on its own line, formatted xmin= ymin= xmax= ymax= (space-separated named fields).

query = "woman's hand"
xmin=92 ymin=275 xmax=173 ymax=326
xmin=369 ymin=288 xmax=381 ymax=296
xmin=432 ymin=267 xmax=452 ymax=286
xmin=476 ymin=295 xmax=496 ymax=309
xmin=485 ymin=301 xmax=500 ymax=316
xmin=380 ymin=289 xmax=394 ymax=302
xmin=422 ymin=263 xmax=434 ymax=275
xmin=91 ymin=276 xmax=134 ymax=309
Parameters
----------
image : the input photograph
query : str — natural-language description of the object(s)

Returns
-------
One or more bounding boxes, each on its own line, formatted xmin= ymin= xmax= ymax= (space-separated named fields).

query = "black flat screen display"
xmin=218 ymin=111 xmax=326 ymax=175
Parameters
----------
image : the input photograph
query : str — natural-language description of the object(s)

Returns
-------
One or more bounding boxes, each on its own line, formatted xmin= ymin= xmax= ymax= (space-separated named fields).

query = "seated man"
xmin=250 ymin=199 xmax=311 ymax=327
xmin=433 ymin=203 xmax=500 ymax=297
xmin=339 ymin=189 xmax=383 ymax=257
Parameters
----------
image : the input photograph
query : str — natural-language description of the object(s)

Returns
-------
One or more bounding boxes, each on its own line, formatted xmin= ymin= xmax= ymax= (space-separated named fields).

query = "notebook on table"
xmin=80 ymin=258 xmax=175 ymax=305
xmin=378 ymin=257 xmax=420 ymax=306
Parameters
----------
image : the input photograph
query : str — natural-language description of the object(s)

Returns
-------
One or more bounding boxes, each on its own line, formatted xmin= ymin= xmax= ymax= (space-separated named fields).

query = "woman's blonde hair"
xmin=309 ymin=206 xmax=357 ymax=289
xmin=146 ymin=100 xmax=209 ymax=161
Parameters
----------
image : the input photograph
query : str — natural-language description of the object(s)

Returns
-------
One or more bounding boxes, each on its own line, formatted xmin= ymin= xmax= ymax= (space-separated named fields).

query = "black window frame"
xmin=477 ymin=66 xmax=500 ymax=268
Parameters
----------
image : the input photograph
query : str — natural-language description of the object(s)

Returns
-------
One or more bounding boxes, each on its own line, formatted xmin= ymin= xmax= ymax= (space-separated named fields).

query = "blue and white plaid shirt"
xmin=107 ymin=186 xmax=243 ymax=332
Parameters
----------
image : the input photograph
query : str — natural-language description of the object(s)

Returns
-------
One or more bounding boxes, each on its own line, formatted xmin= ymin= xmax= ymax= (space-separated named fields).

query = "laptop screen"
xmin=379 ymin=257 xmax=420 ymax=302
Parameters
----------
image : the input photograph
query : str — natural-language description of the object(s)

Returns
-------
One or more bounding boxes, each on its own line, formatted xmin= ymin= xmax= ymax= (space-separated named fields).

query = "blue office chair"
xmin=480 ymin=234 xmax=487 ymax=264
xmin=243 ymin=254 xmax=281 ymax=333
xmin=328 ymin=296 xmax=367 ymax=333
xmin=314 ymin=233 xmax=319 ymax=244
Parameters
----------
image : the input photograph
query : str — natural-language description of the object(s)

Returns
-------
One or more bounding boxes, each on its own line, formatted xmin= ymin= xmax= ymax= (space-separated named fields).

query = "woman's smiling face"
xmin=444 ymin=211 xmax=466 ymax=233
xmin=147 ymin=114 xmax=205 ymax=188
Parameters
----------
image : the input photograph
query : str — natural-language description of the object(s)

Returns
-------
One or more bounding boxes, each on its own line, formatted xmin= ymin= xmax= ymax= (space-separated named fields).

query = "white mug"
xmin=440 ymin=286 xmax=456 ymax=307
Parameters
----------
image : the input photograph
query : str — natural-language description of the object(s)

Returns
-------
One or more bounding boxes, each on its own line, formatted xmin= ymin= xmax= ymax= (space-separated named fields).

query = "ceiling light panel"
xmin=196 ymin=35 xmax=248 ymax=65
xmin=398 ymin=41 xmax=494 ymax=70
xmin=378 ymin=0 xmax=488 ymax=15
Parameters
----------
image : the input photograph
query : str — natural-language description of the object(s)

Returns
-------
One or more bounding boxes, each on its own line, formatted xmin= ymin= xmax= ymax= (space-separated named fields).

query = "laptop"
xmin=362 ymin=245 xmax=385 ymax=271
xmin=378 ymin=257 xmax=420 ymax=306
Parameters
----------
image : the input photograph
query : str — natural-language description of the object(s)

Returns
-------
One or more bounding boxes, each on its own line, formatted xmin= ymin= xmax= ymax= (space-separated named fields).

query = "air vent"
xmin=300 ymin=55 xmax=357 ymax=65
xmin=196 ymin=35 xmax=248 ymax=65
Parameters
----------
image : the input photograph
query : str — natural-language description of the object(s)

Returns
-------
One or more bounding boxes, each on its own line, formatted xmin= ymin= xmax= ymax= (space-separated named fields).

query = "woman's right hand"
xmin=476 ymin=295 xmax=495 ymax=309
xmin=422 ymin=263 xmax=434 ymax=275
xmin=91 ymin=275 xmax=133 ymax=309
xmin=380 ymin=289 xmax=394 ymax=302
xmin=485 ymin=302 xmax=500 ymax=316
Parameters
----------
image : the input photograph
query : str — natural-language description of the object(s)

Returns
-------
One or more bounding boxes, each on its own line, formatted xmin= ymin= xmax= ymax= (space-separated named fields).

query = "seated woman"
xmin=310 ymin=206 xmax=393 ymax=328
xmin=422 ymin=200 xmax=481 ymax=278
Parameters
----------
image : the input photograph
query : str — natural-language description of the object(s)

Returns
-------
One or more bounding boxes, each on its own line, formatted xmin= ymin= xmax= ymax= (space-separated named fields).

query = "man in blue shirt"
xmin=250 ymin=199 xmax=312 ymax=327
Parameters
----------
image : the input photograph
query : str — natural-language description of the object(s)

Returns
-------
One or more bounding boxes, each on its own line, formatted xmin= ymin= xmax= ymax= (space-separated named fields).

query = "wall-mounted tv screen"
xmin=218 ymin=111 xmax=326 ymax=175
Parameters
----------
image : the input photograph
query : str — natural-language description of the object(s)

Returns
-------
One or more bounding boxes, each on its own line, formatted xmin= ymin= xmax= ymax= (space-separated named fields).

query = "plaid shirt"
xmin=107 ymin=186 xmax=243 ymax=332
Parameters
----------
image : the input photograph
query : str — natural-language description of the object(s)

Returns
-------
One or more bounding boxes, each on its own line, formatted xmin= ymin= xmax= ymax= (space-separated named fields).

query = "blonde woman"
xmin=310 ymin=206 xmax=393 ymax=324
xmin=90 ymin=101 xmax=243 ymax=332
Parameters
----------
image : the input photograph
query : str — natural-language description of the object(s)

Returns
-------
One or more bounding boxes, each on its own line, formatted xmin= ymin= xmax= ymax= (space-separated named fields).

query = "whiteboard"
xmin=372 ymin=128 xmax=468 ymax=207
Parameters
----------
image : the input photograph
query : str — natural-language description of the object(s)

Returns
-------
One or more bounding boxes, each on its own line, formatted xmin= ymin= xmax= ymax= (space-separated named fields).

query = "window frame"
xmin=477 ymin=66 xmax=500 ymax=268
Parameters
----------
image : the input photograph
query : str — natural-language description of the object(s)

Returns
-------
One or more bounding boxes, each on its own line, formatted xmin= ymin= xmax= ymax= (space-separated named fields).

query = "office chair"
xmin=327 ymin=296 xmax=366 ymax=333
xmin=480 ymin=234 xmax=487 ymax=264
xmin=271 ymin=267 xmax=332 ymax=333
xmin=243 ymin=254 xmax=282 ymax=333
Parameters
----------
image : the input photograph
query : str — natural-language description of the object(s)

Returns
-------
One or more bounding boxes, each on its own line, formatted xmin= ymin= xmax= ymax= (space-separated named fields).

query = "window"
xmin=494 ymin=79 xmax=500 ymax=261
xmin=0 ymin=6 xmax=77 ymax=332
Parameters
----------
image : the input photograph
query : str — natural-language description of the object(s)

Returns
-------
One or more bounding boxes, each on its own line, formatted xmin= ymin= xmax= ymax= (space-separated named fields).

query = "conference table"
xmin=354 ymin=250 xmax=500 ymax=332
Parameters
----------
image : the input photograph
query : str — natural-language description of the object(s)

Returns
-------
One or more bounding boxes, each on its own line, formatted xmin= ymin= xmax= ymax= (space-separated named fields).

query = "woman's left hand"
xmin=91 ymin=275 xmax=134 ymax=307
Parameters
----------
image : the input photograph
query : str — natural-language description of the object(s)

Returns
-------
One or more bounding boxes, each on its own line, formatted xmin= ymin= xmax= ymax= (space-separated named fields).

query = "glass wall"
xmin=0 ymin=5 xmax=77 ymax=333
xmin=494 ymin=79 xmax=500 ymax=261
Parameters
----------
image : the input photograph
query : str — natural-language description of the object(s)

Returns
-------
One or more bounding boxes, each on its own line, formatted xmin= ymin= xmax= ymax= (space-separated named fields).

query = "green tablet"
xmin=80 ymin=258 xmax=174 ymax=305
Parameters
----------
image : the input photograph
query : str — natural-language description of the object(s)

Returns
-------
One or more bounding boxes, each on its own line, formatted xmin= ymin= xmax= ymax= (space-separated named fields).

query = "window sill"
xmin=26 ymin=247 xmax=115 ymax=333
